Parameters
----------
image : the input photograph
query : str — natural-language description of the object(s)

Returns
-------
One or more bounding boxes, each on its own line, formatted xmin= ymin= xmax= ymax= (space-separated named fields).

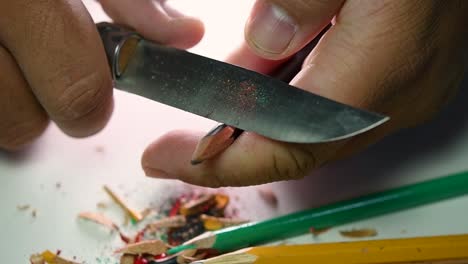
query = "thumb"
xmin=244 ymin=0 xmax=344 ymax=60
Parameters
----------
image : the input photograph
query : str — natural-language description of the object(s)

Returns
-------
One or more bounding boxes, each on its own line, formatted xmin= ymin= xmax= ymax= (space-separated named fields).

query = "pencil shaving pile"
xmin=30 ymin=190 xmax=246 ymax=264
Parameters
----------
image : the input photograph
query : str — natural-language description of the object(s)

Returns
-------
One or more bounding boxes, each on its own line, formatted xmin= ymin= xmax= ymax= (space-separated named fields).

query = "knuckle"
xmin=50 ymin=70 xmax=109 ymax=123
xmin=267 ymin=148 xmax=312 ymax=182
xmin=0 ymin=117 xmax=48 ymax=150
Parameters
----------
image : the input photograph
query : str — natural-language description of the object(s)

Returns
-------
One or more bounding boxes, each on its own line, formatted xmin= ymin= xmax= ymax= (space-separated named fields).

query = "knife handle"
xmin=97 ymin=22 xmax=142 ymax=79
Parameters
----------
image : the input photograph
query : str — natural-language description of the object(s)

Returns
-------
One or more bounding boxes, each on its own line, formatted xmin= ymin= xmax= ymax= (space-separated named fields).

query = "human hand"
xmin=0 ymin=0 xmax=203 ymax=150
xmin=142 ymin=0 xmax=468 ymax=187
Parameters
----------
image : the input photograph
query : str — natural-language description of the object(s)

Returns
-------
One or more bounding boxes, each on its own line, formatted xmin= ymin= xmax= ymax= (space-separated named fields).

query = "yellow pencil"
xmin=193 ymin=233 xmax=468 ymax=264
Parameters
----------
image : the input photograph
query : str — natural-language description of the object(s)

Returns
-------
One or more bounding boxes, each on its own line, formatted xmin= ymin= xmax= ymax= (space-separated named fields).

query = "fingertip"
xmin=141 ymin=130 xmax=200 ymax=174
xmin=55 ymin=72 xmax=114 ymax=138
xmin=164 ymin=18 xmax=205 ymax=49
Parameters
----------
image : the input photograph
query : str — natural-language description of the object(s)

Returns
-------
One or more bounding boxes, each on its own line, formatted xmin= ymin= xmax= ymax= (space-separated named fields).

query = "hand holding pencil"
xmin=141 ymin=0 xmax=467 ymax=188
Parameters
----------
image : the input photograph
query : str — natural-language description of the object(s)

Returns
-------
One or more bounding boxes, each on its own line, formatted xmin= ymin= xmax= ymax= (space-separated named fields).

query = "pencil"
xmin=192 ymin=233 xmax=468 ymax=264
xmin=190 ymin=124 xmax=243 ymax=165
xmin=167 ymin=170 xmax=468 ymax=255
xmin=190 ymin=24 xmax=332 ymax=165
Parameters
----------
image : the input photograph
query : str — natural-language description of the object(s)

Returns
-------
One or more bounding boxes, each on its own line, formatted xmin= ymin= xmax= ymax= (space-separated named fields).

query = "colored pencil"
xmin=192 ymin=233 xmax=468 ymax=264
xmin=167 ymin=170 xmax=468 ymax=255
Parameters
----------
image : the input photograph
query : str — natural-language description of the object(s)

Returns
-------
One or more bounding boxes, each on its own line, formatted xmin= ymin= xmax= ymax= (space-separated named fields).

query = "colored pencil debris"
xmin=339 ymin=228 xmax=378 ymax=238
xmin=17 ymin=204 xmax=31 ymax=211
xmin=78 ymin=211 xmax=119 ymax=231
xmin=30 ymin=191 xmax=246 ymax=264
xmin=257 ymin=188 xmax=278 ymax=208
xmin=103 ymin=185 xmax=144 ymax=222
xmin=29 ymin=250 xmax=80 ymax=264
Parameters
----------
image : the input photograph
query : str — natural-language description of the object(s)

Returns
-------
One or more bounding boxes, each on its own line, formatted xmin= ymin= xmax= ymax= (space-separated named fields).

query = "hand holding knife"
xmin=97 ymin=22 xmax=388 ymax=166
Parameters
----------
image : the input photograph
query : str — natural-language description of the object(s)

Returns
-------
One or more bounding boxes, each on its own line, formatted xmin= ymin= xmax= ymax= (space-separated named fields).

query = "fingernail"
xmin=247 ymin=2 xmax=297 ymax=54
xmin=143 ymin=167 xmax=176 ymax=179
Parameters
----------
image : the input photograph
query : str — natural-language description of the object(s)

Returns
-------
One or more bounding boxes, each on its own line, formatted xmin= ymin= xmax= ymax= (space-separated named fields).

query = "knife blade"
xmin=97 ymin=22 xmax=388 ymax=143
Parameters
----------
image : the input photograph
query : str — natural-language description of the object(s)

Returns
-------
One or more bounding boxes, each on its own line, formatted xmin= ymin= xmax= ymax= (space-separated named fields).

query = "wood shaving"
xmin=30 ymin=250 xmax=80 ymax=264
xmin=309 ymin=227 xmax=331 ymax=236
xmin=123 ymin=213 xmax=130 ymax=226
xmin=115 ymin=240 xmax=167 ymax=255
xmin=95 ymin=145 xmax=105 ymax=153
xmin=78 ymin=211 xmax=118 ymax=231
xmin=258 ymin=188 xmax=278 ymax=208
xmin=200 ymin=214 xmax=248 ymax=230
xmin=180 ymin=194 xmax=216 ymax=216
xmin=17 ymin=204 xmax=31 ymax=211
xmin=30 ymin=254 xmax=45 ymax=264
xmin=177 ymin=249 xmax=206 ymax=264
xmin=96 ymin=202 xmax=108 ymax=209
xmin=103 ymin=185 xmax=142 ymax=222
xmin=214 ymin=194 xmax=229 ymax=210
xmin=339 ymin=228 xmax=378 ymax=238
xmin=119 ymin=254 xmax=135 ymax=264
xmin=32 ymin=209 xmax=37 ymax=218
xmin=140 ymin=208 xmax=156 ymax=219
xmin=146 ymin=215 xmax=187 ymax=232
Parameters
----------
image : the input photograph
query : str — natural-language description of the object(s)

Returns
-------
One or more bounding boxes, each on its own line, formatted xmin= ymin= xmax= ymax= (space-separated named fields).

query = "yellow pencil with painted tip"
xmin=193 ymin=233 xmax=468 ymax=264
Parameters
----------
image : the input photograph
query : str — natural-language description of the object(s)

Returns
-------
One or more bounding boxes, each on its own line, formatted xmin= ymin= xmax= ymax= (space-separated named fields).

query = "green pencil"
xmin=168 ymin=170 xmax=468 ymax=255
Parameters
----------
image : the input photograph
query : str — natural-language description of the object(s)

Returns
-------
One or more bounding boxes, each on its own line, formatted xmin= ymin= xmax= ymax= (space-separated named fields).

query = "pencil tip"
xmin=191 ymin=159 xmax=203 ymax=165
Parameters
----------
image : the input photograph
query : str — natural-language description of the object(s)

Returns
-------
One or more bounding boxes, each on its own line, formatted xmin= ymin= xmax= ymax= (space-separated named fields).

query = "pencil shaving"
xmin=201 ymin=215 xmax=248 ymax=230
xmin=30 ymin=254 xmax=45 ymax=264
xmin=214 ymin=194 xmax=229 ymax=210
xmin=103 ymin=185 xmax=143 ymax=222
xmin=147 ymin=215 xmax=187 ymax=232
xmin=258 ymin=188 xmax=278 ymax=208
xmin=119 ymin=254 xmax=135 ymax=264
xmin=96 ymin=202 xmax=108 ymax=209
xmin=115 ymin=240 xmax=167 ymax=255
xmin=32 ymin=250 xmax=81 ymax=264
xmin=339 ymin=228 xmax=378 ymax=238
xmin=309 ymin=227 xmax=331 ymax=236
xmin=17 ymin=204 xmax=31 ymax=211
xmin=176 ymin=249 xmax=198 ymax=264
xmin=78 ymin=211 xmax=118 ymax=231
xmin=180 ymin=194 xmax=216 ymax=216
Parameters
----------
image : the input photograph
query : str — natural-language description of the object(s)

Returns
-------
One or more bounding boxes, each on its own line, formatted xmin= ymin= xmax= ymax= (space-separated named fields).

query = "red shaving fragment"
xmin=119 ymin=233 xmax=131 ymax=244
xmin=134 ymin=230 xmax=145 ymax=243
xmin=133 ymin=256 xmax=148 ymax=264
xmin=169 ymin=199 xmax=182 ymax=217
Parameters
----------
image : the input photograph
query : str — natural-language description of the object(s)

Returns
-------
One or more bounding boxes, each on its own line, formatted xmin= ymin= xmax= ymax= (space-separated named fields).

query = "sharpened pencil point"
xmin=190 ymin=124 xmax=243 ymax=165
xmin=191 ymin=159 xmax=203 ymax=165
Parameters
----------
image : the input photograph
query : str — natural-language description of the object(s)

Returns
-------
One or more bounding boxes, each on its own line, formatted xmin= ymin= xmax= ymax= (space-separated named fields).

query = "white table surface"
xmin=1 ymin=1 xmax=468 ymax=262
